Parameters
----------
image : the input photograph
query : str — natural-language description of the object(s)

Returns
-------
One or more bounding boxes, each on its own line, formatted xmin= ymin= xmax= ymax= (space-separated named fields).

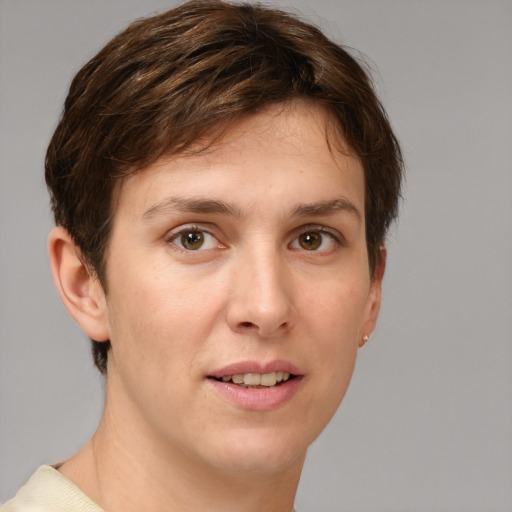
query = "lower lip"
xmin=207 ymin=377 xmax=302 ymax=411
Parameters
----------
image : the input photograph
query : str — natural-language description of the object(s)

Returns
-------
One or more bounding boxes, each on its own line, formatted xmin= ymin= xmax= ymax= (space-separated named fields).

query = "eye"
xmin=170 ymin=229 xmax=220 ymax=251
xmin=291 ymin=229 xmax=338 ymax=251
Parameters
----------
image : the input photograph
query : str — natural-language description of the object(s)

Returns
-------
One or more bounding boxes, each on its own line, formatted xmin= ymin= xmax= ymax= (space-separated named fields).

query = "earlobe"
xmin=48 ymin=226 xmax=110 ymax=342
xmin=359 ymin=246 xmax=386 ymax=348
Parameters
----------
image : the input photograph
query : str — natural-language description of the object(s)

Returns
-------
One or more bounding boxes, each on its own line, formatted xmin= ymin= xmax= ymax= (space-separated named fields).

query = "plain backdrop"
xmin=1 ymin=1 xmax=511 ymax=511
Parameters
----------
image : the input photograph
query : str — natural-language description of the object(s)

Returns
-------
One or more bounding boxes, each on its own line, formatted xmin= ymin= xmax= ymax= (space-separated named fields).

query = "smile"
xmin=207 ymin=362 xmax=302 ymax=410
xmin=213 ymin=371 xmax=292 ymax=388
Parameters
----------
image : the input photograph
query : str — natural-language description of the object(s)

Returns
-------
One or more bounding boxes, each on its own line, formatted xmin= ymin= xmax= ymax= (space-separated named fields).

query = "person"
xmin=1 ymin=1 xmax=403 ymax=511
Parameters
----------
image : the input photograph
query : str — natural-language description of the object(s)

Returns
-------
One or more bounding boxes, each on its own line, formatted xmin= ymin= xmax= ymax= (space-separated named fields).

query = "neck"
xmin=59 ymin=389 xmax=304 ymax=512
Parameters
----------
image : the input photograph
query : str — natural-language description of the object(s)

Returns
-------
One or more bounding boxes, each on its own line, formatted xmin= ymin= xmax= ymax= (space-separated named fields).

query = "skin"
xmin=49 ymin=101 xmax=384 ymax=512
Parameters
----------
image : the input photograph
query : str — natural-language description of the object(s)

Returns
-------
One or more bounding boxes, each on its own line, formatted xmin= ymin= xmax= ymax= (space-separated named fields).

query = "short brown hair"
xmin=45 ymin=0 xmax=403 ymax=373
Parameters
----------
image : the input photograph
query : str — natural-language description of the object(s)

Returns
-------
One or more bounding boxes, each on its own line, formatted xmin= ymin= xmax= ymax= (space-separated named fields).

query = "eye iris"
xmin=181 ymin=231 xmax=204 ymax=250
xmin=299 ymin=232 xmax=321 ymax=250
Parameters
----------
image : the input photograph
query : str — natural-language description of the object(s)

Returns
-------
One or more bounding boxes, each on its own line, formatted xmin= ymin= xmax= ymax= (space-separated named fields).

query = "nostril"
xmin=240 ymin=321 xmax=256 ymax=329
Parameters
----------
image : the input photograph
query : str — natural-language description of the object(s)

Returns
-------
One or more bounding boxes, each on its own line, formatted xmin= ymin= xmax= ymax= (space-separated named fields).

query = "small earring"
xmin=361 ymin=334 xmax=370 ymax=346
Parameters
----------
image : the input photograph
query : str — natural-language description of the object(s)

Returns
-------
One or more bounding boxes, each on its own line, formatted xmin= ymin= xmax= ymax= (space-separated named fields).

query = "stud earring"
xmin=360 ymin=334 xmax=370 ymax=346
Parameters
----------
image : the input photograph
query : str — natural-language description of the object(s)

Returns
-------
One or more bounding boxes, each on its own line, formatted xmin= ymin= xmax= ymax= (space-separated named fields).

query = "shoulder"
xmin=1 ymin=466 xmax=103 ymax=512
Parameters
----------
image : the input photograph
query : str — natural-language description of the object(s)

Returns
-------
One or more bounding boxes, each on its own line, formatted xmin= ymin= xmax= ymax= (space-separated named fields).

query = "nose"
xmin=226 ymin=244 xmax=295 ymax=338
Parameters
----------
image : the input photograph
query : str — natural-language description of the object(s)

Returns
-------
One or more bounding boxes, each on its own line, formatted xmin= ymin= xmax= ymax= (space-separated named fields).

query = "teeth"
xmin=232 ymin=374 xmax=244 ymax=384
xmin=260 ymin=372 xmax=277 ymax=386
xmin=244 ymin=373 xmax=261 ymax=386
xmin=219 ymin=371 xmax=292 ymax=387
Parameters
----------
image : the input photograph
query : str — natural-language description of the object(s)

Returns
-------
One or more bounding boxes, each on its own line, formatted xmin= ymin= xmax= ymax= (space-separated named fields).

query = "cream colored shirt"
xmin=1 ymin=465 xmax=103 ymax=512
xmin=2 ymin=465 xmax=298 ymax=512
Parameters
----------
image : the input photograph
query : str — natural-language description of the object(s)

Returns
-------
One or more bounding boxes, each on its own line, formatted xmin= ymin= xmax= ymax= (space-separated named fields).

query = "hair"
xmin=45 ymin=0 xmax=404 ymax=373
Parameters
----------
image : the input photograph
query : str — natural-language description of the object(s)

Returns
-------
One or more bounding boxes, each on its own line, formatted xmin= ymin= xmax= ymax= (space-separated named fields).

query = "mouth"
xmin=209 ymin=371 xmax=295 ymax=389
xmin=207 ymin=361 xmax=303 ymax=409
xmin=207 ymin=363 xmax=302 ymax=410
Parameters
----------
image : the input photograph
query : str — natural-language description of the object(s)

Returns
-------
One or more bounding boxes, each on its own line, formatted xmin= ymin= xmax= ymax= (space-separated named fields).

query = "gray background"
xmin=1 ymin=1 xmax=511 ymax=510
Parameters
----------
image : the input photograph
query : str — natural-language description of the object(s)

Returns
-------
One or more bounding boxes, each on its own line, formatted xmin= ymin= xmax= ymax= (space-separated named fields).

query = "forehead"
xmin=199 ymin=100 xmax=353 ymax=165
xmin=114 ymin=101 xmax=364 ymax=216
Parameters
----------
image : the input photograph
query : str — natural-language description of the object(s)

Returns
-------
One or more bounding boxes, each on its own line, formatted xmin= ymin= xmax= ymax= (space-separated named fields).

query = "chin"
xmin=215 ymin=448 xmax=306 ymax=476
xmin=205 ymin=425 xmax=311 ymax=475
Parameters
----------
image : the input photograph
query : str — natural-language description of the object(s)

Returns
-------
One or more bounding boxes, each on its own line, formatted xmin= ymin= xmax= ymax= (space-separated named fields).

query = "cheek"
xmin=104 ymin=280 xmax=209 ymax=421
xmin=297 ymin=285 xmax=364 ymax=442
xmin=302 ymin=276 xmax=369 ymax=379
xmin=104 ymin=261 xmax=224 ymax=370
xmin=305 ymin=273 xmax=369 ymax=333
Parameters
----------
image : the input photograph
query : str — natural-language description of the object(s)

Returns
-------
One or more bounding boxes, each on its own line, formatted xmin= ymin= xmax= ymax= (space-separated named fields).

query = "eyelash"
xmin=290 ymin=225 xmax=345 ymax=252
xmin=166 ymin=224 xmax=345 ymax=252
xmin=167 ymin=224 xmax=221 ymax=251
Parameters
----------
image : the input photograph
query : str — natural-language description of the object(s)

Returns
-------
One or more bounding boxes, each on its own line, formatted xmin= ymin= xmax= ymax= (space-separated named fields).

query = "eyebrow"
xmin=292 ymin=198 xmax=362 ymax=222
xmin=142 ymin=197 xmax=242 ymax=221
xmin=142 ymin=196 xmax=361 ymax=222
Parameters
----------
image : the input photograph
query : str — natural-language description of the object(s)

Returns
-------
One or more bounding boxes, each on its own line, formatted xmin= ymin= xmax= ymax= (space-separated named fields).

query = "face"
xmin=97 ymin=101 xmax=382 ymax=476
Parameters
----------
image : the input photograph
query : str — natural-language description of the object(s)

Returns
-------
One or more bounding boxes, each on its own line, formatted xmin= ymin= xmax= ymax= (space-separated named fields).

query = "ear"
xmin=359 ymin=246 xmax=386 ymax=348
xmin=48 ymin=226 xmax=110 ymax=342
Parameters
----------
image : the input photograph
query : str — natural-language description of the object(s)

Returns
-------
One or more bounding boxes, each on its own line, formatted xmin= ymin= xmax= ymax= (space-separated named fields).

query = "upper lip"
xmin=208 ymin=360 xmax=303 ymax=379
